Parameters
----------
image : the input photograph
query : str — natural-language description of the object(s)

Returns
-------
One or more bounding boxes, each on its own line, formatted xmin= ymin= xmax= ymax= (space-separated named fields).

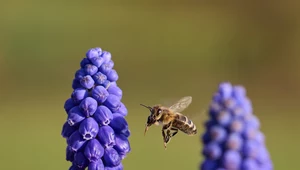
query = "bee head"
xmin=140 ymin=104 xmax=164 ymax=136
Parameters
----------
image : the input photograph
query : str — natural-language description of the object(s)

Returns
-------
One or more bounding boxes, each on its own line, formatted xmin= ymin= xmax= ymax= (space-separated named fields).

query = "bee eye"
xmin=157 ymin=109 xmax=162 ymax=114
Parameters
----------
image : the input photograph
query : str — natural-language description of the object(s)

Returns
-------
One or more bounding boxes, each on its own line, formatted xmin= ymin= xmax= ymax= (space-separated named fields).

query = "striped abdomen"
xmin=172 ymin=114 xmax=197 ymax=135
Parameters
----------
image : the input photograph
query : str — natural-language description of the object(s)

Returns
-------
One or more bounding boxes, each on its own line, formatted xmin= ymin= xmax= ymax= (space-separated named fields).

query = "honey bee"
xmin=140 ymin=96 xmax=197 ymax=149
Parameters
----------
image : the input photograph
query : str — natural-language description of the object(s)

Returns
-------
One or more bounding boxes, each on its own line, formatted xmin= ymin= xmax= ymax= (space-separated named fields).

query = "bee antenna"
xmin=140 ymin=104 xmax=152 ymax=111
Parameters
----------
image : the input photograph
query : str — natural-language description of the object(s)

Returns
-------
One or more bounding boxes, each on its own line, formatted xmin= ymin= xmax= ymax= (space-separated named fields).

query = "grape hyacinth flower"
xmin=200 ymin=82 xmax=273 ymax=170
xmin=62 ymin=47 xmax=131 ymax=170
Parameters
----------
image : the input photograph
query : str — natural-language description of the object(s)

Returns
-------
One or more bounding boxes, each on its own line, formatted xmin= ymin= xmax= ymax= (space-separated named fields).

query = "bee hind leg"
xmin=170 ymin=127 xmax=178 ymax=137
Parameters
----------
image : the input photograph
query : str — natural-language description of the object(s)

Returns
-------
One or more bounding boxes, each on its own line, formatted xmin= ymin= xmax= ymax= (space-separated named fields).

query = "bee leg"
xmin=162 ymin=123 xmax=172 ymax=149
xmin=170 ymin=127 xmax=178 ymax=137
xmin=161 ymin=128 xmax=168 ymax=149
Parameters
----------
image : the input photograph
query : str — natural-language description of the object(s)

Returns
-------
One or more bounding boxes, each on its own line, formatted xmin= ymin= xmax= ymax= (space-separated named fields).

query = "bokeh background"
xmin=1 ymin=1 xmax=299 ymax=170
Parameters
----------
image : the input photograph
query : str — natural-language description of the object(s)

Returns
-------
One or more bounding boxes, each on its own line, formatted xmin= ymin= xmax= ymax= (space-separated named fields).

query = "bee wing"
xmin=169 ymin=96 xmax=192 ymax=113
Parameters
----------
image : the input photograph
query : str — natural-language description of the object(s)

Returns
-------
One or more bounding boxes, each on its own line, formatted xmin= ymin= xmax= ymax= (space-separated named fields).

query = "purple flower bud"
xmin=98 ymin=125 xmax=116 ymax=149
xmin=114 ymin=103 xmax=127 ymax=116
xmin=226 ymin=133 xmax=242 ymax=150
xmin=109 ymin=114 xmax=130 ymax=137
xmin=209 ymin=126 xmax=226 ymax=143
xmin=104 ymin=163 xmax=123 ymax=170
xmin=92 ymin=86 xmax=109 ymax=103
xmin=64 ymin=98 xmax=76 ymax=113
xmin=71 ymin=88 xmax=88 ymax=104
xmin=93 ymin=72 xmax=107 ymax=85
xmin=72 ymin=79 xmax=83 ymax=89
xmin=241 ymin=158 xmax=258 ymax=170
xmin=203 ymin=142 xmax=221 ymax=160
xmin=80 ymin=97 xmax=98 ymax=117
xmin=74 ymin=152 xmax=89 ymax=169
xmin=79 ymin=117 xmax=99 ymax=140
xmin=75 ymin=69 xmax=86 ymax=80
xmin=107 ymin=85 xmax=122 ymax=100
xmin=94 ymin=106 xmax=113 ymax=126
xmin=99 ymin=60 xmax=114 ymax=75
xmin=84 ymin=139 xmax=104 ymax=162
xmin=106 ymin=69 xmax=119 ymax=82
xmin=102 ymin=80 xmax=112 ymax=89
xmin=67 ymin=131 xmax=87 ymax=152
xmin=222 ymin=150 xmax=241 ymax=170
xmin=101 ymin=51 xmax=112 ymax=64
xmin=66 ymin=146 xmax=75 ymax=162
xmin=80 ymin=58 xmax=91 ymax=68
xmin=201 ymin=160 xmax=218 ymax=170
xmin=218 ymin=82 xmax=232 ymax=99
xmin=243 ymin=140 xmax=259 ymax=158
xmin=94 ymin=47 xmax=102 ymax=55
xmin=104 ymin=95 xmax=121 ymax=112
xmin=68 ymin=106 xmax=85 ymax=126
xmin=62 ymin=121 xmax=77 ymax=138
xmin=80 ymin=75 xmax=95 ymax=89
xmin=88 ymin=159 xmax=105 ymax=170
xmin=84 ymin=64 xmax=98 ymax=76
xmin=229 ymin=119 xmax=244 ymax=133
xmin=90 ymin=57 xmax=104 ymax=68
xmin=69 ymin=164 xmax=84 ymax=170
xmin=215 ymin=110 xmax=231 ymax=126
xmin=103 ymin=148 xmax=121 ymax=167
xmin=86 ymin=48 xmax=99 ymax=60
xmin=114 ymin=134 xmax=131 ymax=159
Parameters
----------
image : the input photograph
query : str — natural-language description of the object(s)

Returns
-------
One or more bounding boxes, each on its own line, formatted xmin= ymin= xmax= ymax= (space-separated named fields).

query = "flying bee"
xmin=140 ymin=96 xmax=197 ymax=149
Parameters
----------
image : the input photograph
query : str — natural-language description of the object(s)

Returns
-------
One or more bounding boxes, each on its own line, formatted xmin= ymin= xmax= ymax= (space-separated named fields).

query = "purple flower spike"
xmin=84 ymin=64 xmax=98 ymax=76
xmin=79 ymin=117 xmax=99 ymax=140
xmin=80 ymin=97 xmax=98 ymax=117
xmin=103 ymin=147 xmax=121 ymax=167
xmin=92 ymin=86 xmax=109 ymax=103
xmin=94 ymin=106 xmax=113 ymax=126
xmin=97 ymin=126 xmax=116 ymax=149
xmin=62 ymin=47 xmax=130 ymax=169
xmin=64 ymin=98 xmax=76 ymax=113
xmin=74 ymin=152 xmax=89 ymax=169
xmin=67 ymin=131 xmax=87 ymax=152
xmin=80 ymin=75 xmax=95 ymax=89
xmin=114 ymin=134 xmax=131 ymax=159
xmin=200 ymin=82 xmax=273 ymax=170
xmin=62 ymin=121 xmax=77 ymax=138
xmin=71 ymin=88 xmax=88 ymax=104
xmin=88 ymin=159 xmax=105 ymax=170
xmin=84 ymin=139 xmax=104 ymax=162
xmin=93 ymin=72 xmax=107 ymax=85
xmin=109 ymin=113 xmax=130 ymax=137
xmin=67 ymin=106 xmax=85 ymax=126
xmin=104 ymin=95 xmax=121 ymax=112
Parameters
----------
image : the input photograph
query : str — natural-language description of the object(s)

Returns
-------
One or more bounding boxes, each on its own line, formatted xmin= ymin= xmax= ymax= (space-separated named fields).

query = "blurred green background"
xmin=0 ymin=1 xmax=299 ymax=170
